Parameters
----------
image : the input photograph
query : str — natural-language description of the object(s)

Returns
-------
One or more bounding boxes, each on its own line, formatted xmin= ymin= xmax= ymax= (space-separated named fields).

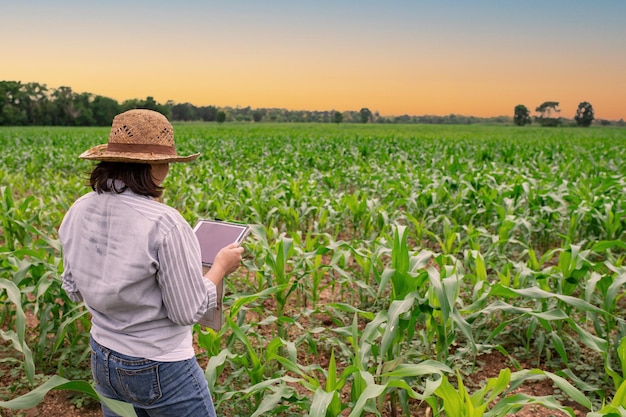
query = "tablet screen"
xmin=193 ymin=220 xmax=249 ymax=266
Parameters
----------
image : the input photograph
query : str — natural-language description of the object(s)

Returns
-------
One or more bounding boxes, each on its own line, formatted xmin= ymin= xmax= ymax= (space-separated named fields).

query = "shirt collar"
xmin=106 ymin=178 xmax=128 ymax=193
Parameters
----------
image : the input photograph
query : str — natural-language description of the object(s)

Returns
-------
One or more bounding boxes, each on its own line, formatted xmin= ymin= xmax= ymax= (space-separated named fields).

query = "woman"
xmin=59 ymin=109 xmax=243 ymax=416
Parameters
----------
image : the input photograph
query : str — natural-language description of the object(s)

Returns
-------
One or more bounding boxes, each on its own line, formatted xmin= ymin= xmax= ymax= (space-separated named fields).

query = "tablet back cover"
xmin=194 ymin=221 xmax=249 ymax=266
xmin=197 ymin=266 xmax=223 ymax=330
xmin=193 ymin=220 xmax=249 ymax=330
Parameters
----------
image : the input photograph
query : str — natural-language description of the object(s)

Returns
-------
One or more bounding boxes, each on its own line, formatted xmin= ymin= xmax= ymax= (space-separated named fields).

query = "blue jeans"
xmin=90 ymin=337 xmax=216 ymax=417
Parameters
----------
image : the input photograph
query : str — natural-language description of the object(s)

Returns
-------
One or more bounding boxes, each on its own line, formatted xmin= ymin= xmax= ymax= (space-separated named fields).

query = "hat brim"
xmin=79 ymin=144 xmax=200 ymax=164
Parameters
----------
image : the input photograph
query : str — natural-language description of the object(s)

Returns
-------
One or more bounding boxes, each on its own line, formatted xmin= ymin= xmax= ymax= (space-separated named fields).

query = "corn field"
xmin=0 ymin=123 xmax=625 ymax=416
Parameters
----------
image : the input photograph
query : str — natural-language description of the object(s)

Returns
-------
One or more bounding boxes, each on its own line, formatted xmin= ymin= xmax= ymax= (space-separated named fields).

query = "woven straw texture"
xmin=79 ymin=109 xmax=199 ymax=164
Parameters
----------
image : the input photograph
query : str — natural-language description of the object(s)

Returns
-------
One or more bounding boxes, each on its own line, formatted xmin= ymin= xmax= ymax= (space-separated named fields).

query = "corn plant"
xmin=263 ymin=347 xmax=357 ymax=417
xmin=589 ymin=338 xmax=626 ymax=416
xmin=0 ymin=375 xmax=137 ymax=416
xmin=427 ymin=367 xmax=590 ymax=417
xmin=471 ymin=284 xmax=609 ymax=367
xmin=585 ymin=243 xmax=626 ymax=348
xmin=0 ymin=278 xmax=35 ymax=383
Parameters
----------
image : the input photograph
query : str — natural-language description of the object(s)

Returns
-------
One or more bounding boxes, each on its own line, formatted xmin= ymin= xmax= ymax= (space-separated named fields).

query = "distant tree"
xmin=171 ymin=103 xmax=197 ymax=121
xmin=143 ymin=96 xmax=170 ymax=117
xmin=216 ymin=110 xmax=226 ymax=124
xmin=535 ymin=101 xmax=560 ymax=118
xmin=121 ymin=96 xmax=169 ymax=117
xmin=513 ymin=104 xmax=531 ymax=126
xmin=20 ymin=82 xmax=49 ymax=125
xmin=333 ymin=111 xmax=343 ymax=124
xmin=340 ymin=111 xmax=356 ymax=123
xmin=51 ymin=86 xmax=79 ymax=125
xmin=359 ymin=107 xmax=372 ymax=123
xmin=239 ymin=106 xmax=252 ymax=119
xmin=0 ymin=81 xmax=28 ymax=125
xmin=290 ymin=110 xmax=306 ymax=122
xmin=73 ymin=92 xmax=95 ymax=126
xmin=197 ymin=105 xmax=218 ymax=122
xmin=0 ymin=105 xmax=27 ymax=125
xmin=121 ymin=98 xmax=142 ymax=112
xmin=535 ymin=101 xmax=561 ymax=127
xmin=142 ymin=96 xmax=160 ymax=111
xmin=252 ymin=111 xmax=263 ymax=122
xmin=574 ymin=101 xmax=594 ymax=127
xmin=394 ymin=115 xmax=412 ymax=124
xmin=91 ymin=96 xmax=121 ymax=126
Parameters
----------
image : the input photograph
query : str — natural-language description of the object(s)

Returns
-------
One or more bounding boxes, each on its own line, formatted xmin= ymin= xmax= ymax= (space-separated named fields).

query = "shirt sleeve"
xmin=204 ymin=278 xmax=218 ymax=311
xmin=156 ymin=222 xmax=217 ymax=325
xmin=59 ymin=218 xmax=84 ymax=303
xmin=61 ymin=264 xmax=84 ymax=303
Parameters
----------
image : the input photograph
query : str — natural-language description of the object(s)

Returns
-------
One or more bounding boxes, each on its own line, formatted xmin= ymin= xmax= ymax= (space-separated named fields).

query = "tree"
xmin=535 ymin=101 xmax=561 ymax=127
xmin=574 ymin=101 xmax=594 ymax=127
xmin=216 ymin=110 xmax=226 ymax=124
xmin=0 ymin=81 xmax=28 ymax=125
xmin=23 ymin=82 xmax=51 ymax=125
xmin=142 ymin=96 xmax=160 ymax=111
xmin=121 ymin=97 xmax=169 ymax=118
xmin=51 ymin=86 xmax=78 ymax=126
xmin=535 ymin=101 xmax=560 ymax=118
xmin=91 ymin=96 xmax=121 ymax=126
xmin=513 ymin=105 xmax=531 ymax=126
xmin=72 ymin=92 xmax=95 ymax=126
xmin=333 ymin=111 xmax=343 ymax=124
xmin=252 ymin=111 xmax=263 ymax=122
xmin=197 ymin=105 xmax=218 ymax=122
xmin=359 ymin=107 xmax=372 ymax=123
xmin=170 ymin=103 xmax=197 ymax=121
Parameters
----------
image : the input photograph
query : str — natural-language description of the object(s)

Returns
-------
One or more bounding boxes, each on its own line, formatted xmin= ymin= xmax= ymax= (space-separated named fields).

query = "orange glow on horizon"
xmin=3 ymin=2 xmax=625 ymax=121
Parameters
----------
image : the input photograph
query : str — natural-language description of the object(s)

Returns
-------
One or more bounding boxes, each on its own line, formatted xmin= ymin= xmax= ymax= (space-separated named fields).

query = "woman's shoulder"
xmin=63 ymin=191 xmax=98 ymax=214
xmin=123 ymin=195 xmax=191 ymax=234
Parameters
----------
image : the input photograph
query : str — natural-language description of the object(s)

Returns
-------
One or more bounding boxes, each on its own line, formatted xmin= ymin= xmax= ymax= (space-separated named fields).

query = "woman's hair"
xmin=90 ymin=162 xmax=163 ymax=198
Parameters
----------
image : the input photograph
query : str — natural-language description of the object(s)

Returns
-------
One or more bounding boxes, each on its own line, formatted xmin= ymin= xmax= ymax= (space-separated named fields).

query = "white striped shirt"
xmin=59 ymin=181 xmax=217 ymax=359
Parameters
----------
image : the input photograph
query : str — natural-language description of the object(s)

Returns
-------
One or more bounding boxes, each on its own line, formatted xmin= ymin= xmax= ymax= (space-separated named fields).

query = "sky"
xmin=2 ymin=0 xmax=625 ymax=120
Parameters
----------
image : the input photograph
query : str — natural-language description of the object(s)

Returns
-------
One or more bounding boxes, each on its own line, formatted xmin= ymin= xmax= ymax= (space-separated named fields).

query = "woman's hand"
xmin=204 ymin=243 xmax=244 ymax=285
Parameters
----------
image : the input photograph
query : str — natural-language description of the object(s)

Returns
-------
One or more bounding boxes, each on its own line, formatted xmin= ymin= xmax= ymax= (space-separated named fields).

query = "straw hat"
xmin=79 ymin=109 xmax=200 ymax=164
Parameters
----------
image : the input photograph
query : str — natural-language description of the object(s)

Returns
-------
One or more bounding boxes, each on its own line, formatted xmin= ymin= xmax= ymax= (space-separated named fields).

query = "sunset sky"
xmin=3 ymin=0 xmax=625 ymax=120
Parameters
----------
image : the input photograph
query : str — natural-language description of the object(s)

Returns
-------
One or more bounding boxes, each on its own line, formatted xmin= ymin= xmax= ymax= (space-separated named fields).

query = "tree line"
xmin=513 ymin=101 xmax=606 ymax=127
xmin=0 ymin=81 xmax=622 ymax=126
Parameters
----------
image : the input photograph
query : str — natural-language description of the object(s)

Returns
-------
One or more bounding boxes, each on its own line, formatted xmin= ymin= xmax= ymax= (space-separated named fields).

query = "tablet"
xmin=193 ymin=219 xmax=250 ymax=266
xmin=193 ymin=219 xmax=249 ymax=331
